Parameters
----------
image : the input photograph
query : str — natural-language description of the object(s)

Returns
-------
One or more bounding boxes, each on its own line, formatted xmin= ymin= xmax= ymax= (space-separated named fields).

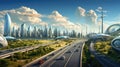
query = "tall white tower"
xmin=4 ymin=13 xmax=12 ymax=36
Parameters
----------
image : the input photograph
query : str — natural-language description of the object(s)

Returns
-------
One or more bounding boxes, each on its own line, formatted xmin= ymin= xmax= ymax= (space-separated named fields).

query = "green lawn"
xmin=95 ymin=41 xmax=120 ymax=63
xmin=0 ymin=39 xmax=53 ymax=50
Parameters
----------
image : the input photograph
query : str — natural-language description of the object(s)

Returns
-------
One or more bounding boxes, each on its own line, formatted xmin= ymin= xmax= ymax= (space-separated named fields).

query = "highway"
xmin=26 ymin=40 xmax=85 ymax=67
xmin=89 ymin=42 xmax=120 ymax=67
xmin=0 ymin=41 xmax=57 ymax=59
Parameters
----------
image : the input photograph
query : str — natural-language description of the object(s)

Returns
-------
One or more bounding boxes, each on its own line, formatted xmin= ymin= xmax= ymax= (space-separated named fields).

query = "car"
xmin=39 ymin=59 xmax=44 ymax=65
xmin=75 ymin=49 xmax=79 ymax=52
xmin=66 ymin=51 xmax=72 ymax=53
xmin=50 ymin=53 xmax=55 ymax=56
xmin=44 ymin=57 xmax=50 ymax=60
xmin=59 ymin=56 xmax=65 ymax=60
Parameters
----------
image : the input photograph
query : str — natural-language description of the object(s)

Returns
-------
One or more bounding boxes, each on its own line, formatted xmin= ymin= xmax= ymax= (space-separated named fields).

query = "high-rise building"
xmin=16 ymin=28 xmax=21 ymax=37
xmin=4 ymin=13 xmax=12 ymax=36
xmin=11 ymin=26 xmax=16 ymax=37
xmin=33 ymin=26 xmax=38 ymax=37
xmin=28 ymin=26 xmax=32 ymax=37
xmin=20 ymin=23 xmax=26 ymax=37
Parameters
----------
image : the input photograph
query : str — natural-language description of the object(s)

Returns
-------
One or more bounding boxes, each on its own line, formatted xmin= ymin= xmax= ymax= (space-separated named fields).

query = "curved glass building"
xmin=105 ymin=24 xmax=120 ymax=36
xmin=111 ymin=36 xmax=120 ymax=51
xmin=0 ymin=34 xmax=8 ymax=48
xmin=4 ymin=13 xmax=12 ymax=36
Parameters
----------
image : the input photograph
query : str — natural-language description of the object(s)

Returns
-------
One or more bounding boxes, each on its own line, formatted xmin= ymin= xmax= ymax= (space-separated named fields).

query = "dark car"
xmin=59 ymin=56 xmax=65 ymax=60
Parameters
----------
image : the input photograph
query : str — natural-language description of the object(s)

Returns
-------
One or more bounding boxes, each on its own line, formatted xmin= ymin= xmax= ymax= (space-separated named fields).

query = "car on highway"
xmin=74 ymin=45 xmax=76 ymax=47
xmin=39 ymin=59 xmax=44 ymax=65
xmin=66 ymin=50 xmax=72 ymax=53
xmin=50 ymin=53 xmax=55 ymax=56
xmin=75 ymin=49 xmax=79 ymax=52
xmin=44 ymin=57 xmax=50 ymax=60
xmin=59 ymin=56 xmax=65 ymax=60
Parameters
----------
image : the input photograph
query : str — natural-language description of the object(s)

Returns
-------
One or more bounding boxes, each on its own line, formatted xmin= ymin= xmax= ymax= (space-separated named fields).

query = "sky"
xmin=0 ymin=0 xmax=120 ymax=34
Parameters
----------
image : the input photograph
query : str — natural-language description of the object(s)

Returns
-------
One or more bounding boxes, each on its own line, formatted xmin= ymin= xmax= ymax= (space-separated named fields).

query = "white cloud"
xmin=0 ymin=6 xmax=49 ymax=34
xmin=48 ymin=11 xmax=68 ymax=24
xmin=48 ymin=11 xmax=81 ymax=32
xmin=76 ymin=7 xmax=86 ymax=17
xmin=0 ymin=6 xmax=47 ymax=26
xmin=76 ymin=6 xmax=98 ymax=26
xmin=86 ymin=10 xmax=97 ymax=25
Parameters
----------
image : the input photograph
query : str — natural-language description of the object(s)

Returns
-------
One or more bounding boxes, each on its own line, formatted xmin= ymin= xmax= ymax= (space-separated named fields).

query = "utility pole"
xmin=96 ymin=7 xmax=106 ymax=33
xmin=86 ymin=25 xmax=87 ymax=35
xmin=101 ymin=8 xmax=104 ymax=33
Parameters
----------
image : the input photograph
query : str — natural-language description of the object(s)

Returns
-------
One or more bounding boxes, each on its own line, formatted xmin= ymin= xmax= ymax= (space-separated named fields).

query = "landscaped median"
xmin=82 ymin=40 xmax=103 ymax=67
xmin=94 ymin=41 xmax=120 ymax=63
xmin=0 ymin=39 xmax=75 ymax=67
xmin=0 ymin=39 xmax=54 ymax=50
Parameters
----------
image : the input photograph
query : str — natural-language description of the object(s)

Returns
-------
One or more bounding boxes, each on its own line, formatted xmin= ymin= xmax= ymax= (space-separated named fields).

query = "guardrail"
xmin=80 ymin=42 xmax=85 ymax=67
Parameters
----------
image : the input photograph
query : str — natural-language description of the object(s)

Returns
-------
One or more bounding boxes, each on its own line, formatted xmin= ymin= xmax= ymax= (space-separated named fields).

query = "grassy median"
xmin=82 ymin=40 xmax=102 ymax=67
xmin=0 ymin=39 xmax=53 ymax=50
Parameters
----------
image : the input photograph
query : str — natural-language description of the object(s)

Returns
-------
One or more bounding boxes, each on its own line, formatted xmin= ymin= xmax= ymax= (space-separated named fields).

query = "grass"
xmin=82 ymin=40 xmax=102 ymax=67
xmin=95 ymin=41 xmax=120 ymax=63
xmin=0 ymin=39 xmax=53 ymax=50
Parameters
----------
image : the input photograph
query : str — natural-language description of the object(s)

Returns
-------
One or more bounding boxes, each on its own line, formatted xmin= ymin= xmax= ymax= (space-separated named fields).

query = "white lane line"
xmin=64 ymin=43 xmax=80 ymax=67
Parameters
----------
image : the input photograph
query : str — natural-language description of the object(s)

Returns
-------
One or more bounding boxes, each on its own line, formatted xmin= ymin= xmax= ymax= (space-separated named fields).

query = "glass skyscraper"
xmin=4 ymin=13 xmax=12 ymax=36
xmin=21 ymin=23 xmax=26 ymax=37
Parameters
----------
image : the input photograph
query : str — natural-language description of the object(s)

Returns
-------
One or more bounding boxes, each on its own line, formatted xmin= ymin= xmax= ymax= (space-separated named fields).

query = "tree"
xmin=0 ymin=59 xmax=10 ymax=67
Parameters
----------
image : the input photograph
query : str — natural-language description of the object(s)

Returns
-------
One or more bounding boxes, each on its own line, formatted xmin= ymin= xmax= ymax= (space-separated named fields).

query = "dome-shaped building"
xmin=111 ymin=36 xmax=120 ymax=51
xmin=0 ymin=34 xmax=8 ymax=48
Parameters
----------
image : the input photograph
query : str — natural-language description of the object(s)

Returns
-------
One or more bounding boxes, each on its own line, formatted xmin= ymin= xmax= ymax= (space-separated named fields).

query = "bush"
xmin=0 ymin=59 xmax=10 ymax=67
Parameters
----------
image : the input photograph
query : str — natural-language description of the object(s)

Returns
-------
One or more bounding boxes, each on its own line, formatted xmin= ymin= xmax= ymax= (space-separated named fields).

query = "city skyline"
xmin=3 ymin=13 xmax=81 ymax=38
xmin=0 ymin=0 xmax=120 ymax=34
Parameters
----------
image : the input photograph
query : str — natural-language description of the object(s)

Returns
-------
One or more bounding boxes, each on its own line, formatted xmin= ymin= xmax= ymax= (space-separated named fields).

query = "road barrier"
xmin=80 ymin=42 xmax=85 ymax=67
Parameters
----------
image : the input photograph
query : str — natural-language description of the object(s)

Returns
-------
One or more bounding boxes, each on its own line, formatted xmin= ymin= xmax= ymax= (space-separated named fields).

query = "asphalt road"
xmin=28 ymin=40 xmax=85 ymax=67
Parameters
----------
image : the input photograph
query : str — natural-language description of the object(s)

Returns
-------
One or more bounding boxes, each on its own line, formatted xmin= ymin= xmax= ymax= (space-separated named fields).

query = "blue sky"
xmin=0 ymin=0 xmax=120 ymax=34
xmin=0 ymin=0 xmax=119 ymax=22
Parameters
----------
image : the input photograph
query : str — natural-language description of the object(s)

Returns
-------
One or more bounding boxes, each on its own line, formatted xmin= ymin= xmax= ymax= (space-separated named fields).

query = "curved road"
xmin=89 ymin=42 xmax=120 ymax=67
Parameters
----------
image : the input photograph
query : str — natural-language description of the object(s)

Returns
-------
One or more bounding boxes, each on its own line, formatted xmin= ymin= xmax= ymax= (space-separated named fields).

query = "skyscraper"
xmin=28 ymin=26 xmax=32 ymax=37
xmin=4 ymin=13 xmax=12 ymax=36
xmin=33 ymin=26 xmax=38 ymax=37
xmin=11 ymin=26 xmax=16 ymax=37
xmin=20 ymin=23 xmax=26 ymax=37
